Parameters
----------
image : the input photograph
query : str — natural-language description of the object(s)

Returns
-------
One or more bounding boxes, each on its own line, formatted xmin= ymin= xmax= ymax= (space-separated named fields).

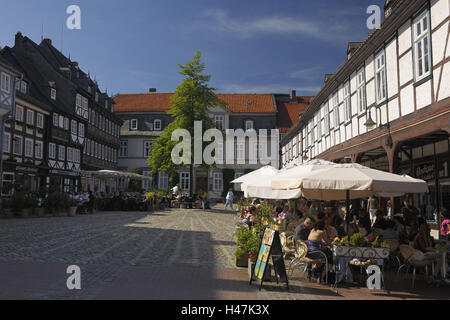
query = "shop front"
xmin=48 ymin=169 xmax=81 ymax=193
xmin=1 ymin=161 xmax=49 ymax=196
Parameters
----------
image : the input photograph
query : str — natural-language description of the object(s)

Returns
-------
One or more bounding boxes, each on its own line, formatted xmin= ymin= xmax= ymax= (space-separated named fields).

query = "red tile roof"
xmin=276 ymin=97 xmax=312 ymax=133
xmin=113 ymin=93 xmax=276 ymax=114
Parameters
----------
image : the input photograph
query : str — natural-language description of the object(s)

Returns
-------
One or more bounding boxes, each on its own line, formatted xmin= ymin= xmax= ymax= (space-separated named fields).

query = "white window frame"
xmin=214 ymin=115 xmax=225 ymax=130
xmin=343 ymin=81 xmax=351 ymax=123
xmin=213 ymin=171 xmax=223 ymax=192
xmin=324 ymin=103 xmax=330 ymax=135
xmin=35 ymin=140 xmax=43 ymax=159
xmin=357 ymin=67 xmax=367 ymax=114
xmin=144 ymin=140 xmax=152 ymax=157
xmin=13 ymin=135 xmax=23 ymax=155
xmin=53 ymin=113 xmax=59 ymax=127
xmin=26 ymin=109 xmax=34 ymax=125
xmin=154 ymin=119 xmax=162 ymax=131
xmin=58 ymin=145 xmax=66 ymax=161
xmin=130 ymin=119 xmax=138 ymax=131
xmin=36 ymin=113 xmax=44 ymax=129
xmin=71 ymin=120 xmax=78 ymax=135
xmin=120 ymin=140 xmax=128 ymax=157
xmin=236 ymin=142 xmax=245 ymax=162
xmin=375 ymin=50 xmax=387 ymax=104
xmin=180 ymin=172 xmax=190 ymax=191
xmin=78 ymin=123 xmax=85 ymax=138
xmin=24 ymin=138 xmax=34 ymax=158
xmin=49 ymin=143 xmax=56 ymax=159
xmin=15 ymin=105 xmax=24 ymax=122
xmin=158 ymin=172 xmax=169 ymax=190
xmin=3 ymin=132 xmax=11 ymax=153
xmin=413 ymin=9 xmax=431 ymax=82
xmin=1 ymin=73 xmax=11 ymax=93
xmin=50 ymin=88 xmax=57 ymax=100
xmin=67 ymin=147 xmax=74 ymax=162
xmin=332 ymin=93 xmax=339 ymax=129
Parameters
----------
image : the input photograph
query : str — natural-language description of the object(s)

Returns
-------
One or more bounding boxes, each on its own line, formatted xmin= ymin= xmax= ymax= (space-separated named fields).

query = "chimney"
xmin=290 ymin=90 xmax=297 ymax=100
xmin=15 ymin=32 xmax=23 ymax=51
xmin=149 ymin=88 xmax=157 ymax=93
xmin=384 ymin=0 xmax=398 ymax=19
xmin=298 ymin=110 xmax=305 ymax=119
xmin=43 ymin=38 xmax=52 ymax=46
xmin=347 ymin=42 xmax=362 ymax=60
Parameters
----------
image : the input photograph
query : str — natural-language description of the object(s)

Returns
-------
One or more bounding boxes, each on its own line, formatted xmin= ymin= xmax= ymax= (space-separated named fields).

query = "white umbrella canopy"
xmin=242 ymin=181 xmax=302 ymax=200
xmin=231 ymin=165 xmax=279 ymax=184
xmin=271 ymin=163 xmax=428 ymax=201
xmin=271 ymin=158 xmax=335 ymax=185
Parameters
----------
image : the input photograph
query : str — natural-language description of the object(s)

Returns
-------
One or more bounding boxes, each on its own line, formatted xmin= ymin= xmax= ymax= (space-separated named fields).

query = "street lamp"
xmin=364 ymin=110 xmax=376 ymax=130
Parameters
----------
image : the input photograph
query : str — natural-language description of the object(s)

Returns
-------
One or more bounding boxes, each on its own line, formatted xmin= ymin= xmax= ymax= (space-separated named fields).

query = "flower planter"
xmin=67 ymin=207 xmax=77 ymax=217
xmin=20 ymin=208 xmax=32 ymax=218
xmin=332 ymin=245 xmax=390 ymax=259
xmin=235 ymin=254 xmax=249 ymax=268
xmin=248 ymin=259 xmax=272 ymax=281
xmin=34 ymin=208 xmax=45 ymax=218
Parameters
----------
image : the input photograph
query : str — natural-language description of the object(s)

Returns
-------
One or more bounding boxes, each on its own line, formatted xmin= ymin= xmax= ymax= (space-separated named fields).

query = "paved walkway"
xmin=0 ymin=206 xmax=448 ymax=300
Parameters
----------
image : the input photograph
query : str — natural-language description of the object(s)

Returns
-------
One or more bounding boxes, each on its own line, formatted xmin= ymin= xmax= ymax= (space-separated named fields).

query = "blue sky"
xmin=1 ymin=0 xmax=385 ymax=96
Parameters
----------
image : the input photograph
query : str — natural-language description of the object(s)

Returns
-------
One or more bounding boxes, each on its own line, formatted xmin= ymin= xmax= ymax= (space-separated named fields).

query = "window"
xmin=120 ymin=141 xmax=128 ymax=157
xmin=154 ymin=119 xmax=162 ymax=131
xmin=58 ymin=145 xmax=65 ymax=161
xmin=71 ymin=120 xmax=78 ymax=135
xmin=333 ymin=93 xmax=339 ymax=128
xmin=130 ymin=119 xmax=138 ymax=131
xmin=35 ymin=141 xmax=43 ymax=159
xmin=20 ymin=81 xmax=27 ymax=94
xmin=67 ymin=147 xmax=74 ymax=162
xmin=214 ymin=115 xmax=225 ymax=130
xmin=215 ymin=142 xmax=223 ymax=163
xmin=158 ymin=172 xmax=169 ymax=190
xmin=53 ymin=113 xmax=59 ymax=126
xmin=50 ymin=88 xmax=57 ymax=100
xmin=90 ymin=140 xmax=94 ymax=156
xmin=58 ymin=115 xmax=64 ymax=129
xmin=375 ymin=50 xmax=387 ymax=103
xmin=13 ymin=135 xmax=23 ymax=155
xmin=357 ymin=68 xmax=367 ymax=114
xmin=105 ymin=100 xmax=108 ymax=109
xmin=63 ymin=117 xmax=69 ymax=131
xmin=74 ymin=149 xmax=80 ymax=163
xmin=253 ymin=143 xmax=265 ymax=162
xmin=245 ymin=120 xmax=254 ymax=131
xmin=343 ymin=81 xmax=351 ymax=122
xmin=143 ymin=141 xmax=152 ymax=157
xmin=15 ymin=105 xmax=24 ymax=122
xmin=95 ymin=92 xmax=99 ymax=102
xmin=236 ymin=142 xmax=245 ymax=162
xmin=324 ymin=103 xmax=330 ymax=135
xmin=36 ymin=113 xmax=44 ymax=129
xmin=180 ymin=172 xmax=190 ymax=191
xmin=1 ymin=73 xmax=11 ymax=93
xmin=3 ymin=132 xmax=11 ymax=153
xmin=413 ymin=9 xmax=431 ymax=81
xmin=24 ymin=138 xmax=34 ymax=158
xmin=26 ymin=110 xmax=34 ymax=125
xmin=86 ymin=139 xmax=90 ymax=155
xmin=78 ymin=123 xmax=85 ymax=138
xmin=213 ymin=172 xmax=223 ymax=192
xmin=49 ymin=143 xmax=56 ymax=159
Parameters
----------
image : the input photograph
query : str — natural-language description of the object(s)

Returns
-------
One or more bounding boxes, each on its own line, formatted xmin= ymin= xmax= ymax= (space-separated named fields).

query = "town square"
xmin=0 ymin=0 xmax=449 ymax=304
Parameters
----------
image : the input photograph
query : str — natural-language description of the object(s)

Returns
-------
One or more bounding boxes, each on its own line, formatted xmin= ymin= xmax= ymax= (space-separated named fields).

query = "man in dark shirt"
xmin=401 ymin=200 xmax=417 ymax=226
xmin=294 ymin=217 xmax=314 ymax=242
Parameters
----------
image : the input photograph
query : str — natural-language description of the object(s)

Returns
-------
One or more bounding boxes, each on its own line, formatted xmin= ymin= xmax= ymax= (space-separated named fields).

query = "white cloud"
xmin=201 ymin=9 xmax=357 ymax=44
xmin=219 ymin=83 xmax=320 ymax=95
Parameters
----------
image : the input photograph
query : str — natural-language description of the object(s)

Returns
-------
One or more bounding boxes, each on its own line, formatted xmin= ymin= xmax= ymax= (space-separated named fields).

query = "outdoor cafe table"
xmin=332 ymin=245 xmax=391 ymax=294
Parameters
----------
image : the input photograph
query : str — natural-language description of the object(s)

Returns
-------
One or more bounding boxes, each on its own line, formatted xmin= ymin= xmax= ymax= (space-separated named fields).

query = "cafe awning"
xmin=81 ymin=170 xmax=152 ymax=181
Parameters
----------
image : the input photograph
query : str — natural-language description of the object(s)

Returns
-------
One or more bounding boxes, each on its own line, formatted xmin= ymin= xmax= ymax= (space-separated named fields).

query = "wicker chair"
xmin=397 ymin=244 xmax=435 ymax=288
xmin=384 ymin=238 xmax=401 ymax=269
xmin=288 ymin=241 xmax=328 ymax=284
xmin=280 ymin=232 xmax=296 ymax=260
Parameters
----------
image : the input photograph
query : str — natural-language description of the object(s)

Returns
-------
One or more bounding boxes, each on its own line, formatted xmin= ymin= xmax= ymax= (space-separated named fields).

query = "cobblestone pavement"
xmin=0 ymin=206 xmax=448 ymax=300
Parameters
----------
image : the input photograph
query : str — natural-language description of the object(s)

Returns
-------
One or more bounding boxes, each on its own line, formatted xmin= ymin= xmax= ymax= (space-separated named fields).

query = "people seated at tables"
xmin=294 ymin=217 xmax=315 ymax=242
xmin=274 ymin=201 xmax=283 ymax=216
xmin=243 ymin=206 xmax=257 ymax=230
xmin=306 ymin=221 xmax=333 ymax=280
xmin=325 ymin=217 xmax=338 ymax=239
xmin=413 ymin=223 xmax=443 ymax=278
xmin=439 ymin=208 xmax=450 ymax=242
xmin=307 ymin=201 xmax=320 ymax=220
xmin=286 ymin=211 xmax=303 ymax=236
xmin=378 ymin=220 xmax=399 ymax=241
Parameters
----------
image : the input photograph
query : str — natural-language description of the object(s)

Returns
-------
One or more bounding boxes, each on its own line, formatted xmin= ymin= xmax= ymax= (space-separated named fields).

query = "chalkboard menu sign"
xmin=250 ymin=226 xmax=289 ymax=291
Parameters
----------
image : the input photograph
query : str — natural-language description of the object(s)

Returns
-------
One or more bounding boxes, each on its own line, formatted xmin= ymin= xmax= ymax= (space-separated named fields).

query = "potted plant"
xmin=1 ymin=199 xmax=14 ymax=218
xmin=67 ymin=198 xmax=78 ymax=217
xmin=234 ymin=226 xmax=260 ymax=268
xmin=46 ymin=192 xmax=68 ymax=217
xmin=21 ymin=194 xmax=37 ymax=218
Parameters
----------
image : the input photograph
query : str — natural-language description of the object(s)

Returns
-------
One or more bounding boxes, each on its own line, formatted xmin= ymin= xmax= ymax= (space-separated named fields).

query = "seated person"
xmin=439 ymin=208 xmax=450 ymax=242
xmin=306 ymin=221 xmax=332 ymax=279
xmin=294 ymin=217 xmax=314 ymax=242
xmin=325 ymin=218 xmax=338 ymax=239
xmin=413 ymin=223 xmax=442 ymax=278
xmin=243 ymin=207 xmax=257 ymax=229
xmin=378 ymin=220 xmax=399 ymax=241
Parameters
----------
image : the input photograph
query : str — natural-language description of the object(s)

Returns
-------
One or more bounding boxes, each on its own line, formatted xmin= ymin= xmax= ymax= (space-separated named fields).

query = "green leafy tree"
xmin=147 ymin=51 xmax=224 ymax=193
xmin=128 ymin=168 xmax=143 ymax=192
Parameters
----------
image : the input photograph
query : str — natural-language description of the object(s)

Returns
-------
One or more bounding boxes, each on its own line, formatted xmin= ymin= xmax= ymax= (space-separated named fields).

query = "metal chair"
xmin=397 ymin=244 xmax=435 ymax=288
xmin=288 ymin=241 xmax=328 ymax=284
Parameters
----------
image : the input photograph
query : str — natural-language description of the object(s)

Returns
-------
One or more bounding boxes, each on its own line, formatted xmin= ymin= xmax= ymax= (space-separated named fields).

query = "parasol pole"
xmin=346 ymin=190 xmax=350 ymax=235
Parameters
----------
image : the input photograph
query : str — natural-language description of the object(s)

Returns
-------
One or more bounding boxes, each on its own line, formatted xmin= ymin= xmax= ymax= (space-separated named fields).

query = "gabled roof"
xmin=113 ymin=93 xmax=277 ymax=114
xmin=276 ymin=96 xmax=312 ymax=133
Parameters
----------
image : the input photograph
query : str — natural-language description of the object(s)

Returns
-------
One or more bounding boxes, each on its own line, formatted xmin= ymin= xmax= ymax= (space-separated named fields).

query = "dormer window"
xmin=130 ymin=119 xmax=138 ymax=131
xmin=50 ymin=88 xmax=57 ymax=100
xmin=245 ymin=120 xmax=254 ymax=131
xmin=154 ymin=119 xmax=162 ymax=131
xmin=1 ymin=73 xmax=11 ymax=93
xmin=15 ymin=80 xmax=27 ymax=94
xmin=95 ymin=92 xmax=99 ymax=102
